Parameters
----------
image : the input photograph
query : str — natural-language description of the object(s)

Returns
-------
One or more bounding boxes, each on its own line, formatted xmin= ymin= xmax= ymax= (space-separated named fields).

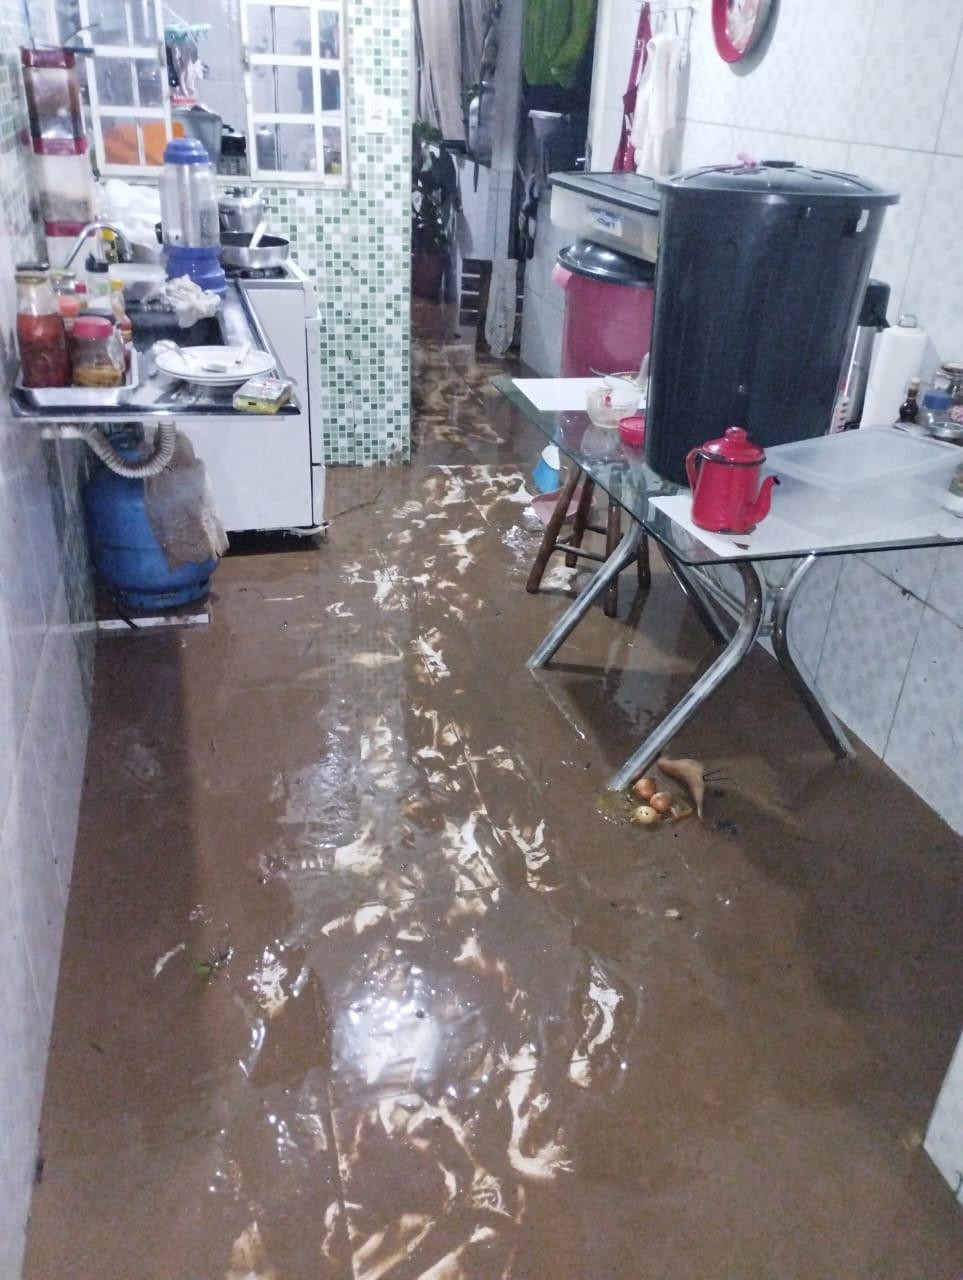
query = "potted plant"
xmin=411 ymin=122 xmax=458 ymax=302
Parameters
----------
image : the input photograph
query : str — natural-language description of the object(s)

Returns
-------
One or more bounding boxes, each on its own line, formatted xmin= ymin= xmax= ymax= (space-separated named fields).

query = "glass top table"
xmin=495 ymin=375 xmax=963 ymax=791
xmin=495 ymin=376 xmax=963 ymax=568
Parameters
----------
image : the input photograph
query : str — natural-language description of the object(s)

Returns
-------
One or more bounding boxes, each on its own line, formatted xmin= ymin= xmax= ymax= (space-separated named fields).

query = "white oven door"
xmin=181 ymin=415 xmax=314 ymax=531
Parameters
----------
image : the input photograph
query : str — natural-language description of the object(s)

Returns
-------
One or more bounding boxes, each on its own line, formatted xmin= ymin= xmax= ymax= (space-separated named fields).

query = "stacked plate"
xmin=155 ymin=344 xmax=276 ymax=388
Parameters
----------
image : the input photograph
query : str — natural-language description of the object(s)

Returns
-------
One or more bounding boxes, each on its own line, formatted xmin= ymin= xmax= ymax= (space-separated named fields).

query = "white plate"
xmin=154 ymin=344 xmax=275 ymax=386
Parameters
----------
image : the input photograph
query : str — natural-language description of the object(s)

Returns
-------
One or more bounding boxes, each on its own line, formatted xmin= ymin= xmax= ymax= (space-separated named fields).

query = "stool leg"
xmin=526 ymin=465 xmax=581 ymax=594
xmin=566 ymin=477 xmax=595 ymax=567
xmin=604 ymin=498 xmax=621 ymax=618
xmin=636 ymin=533 xmax=651 ymax=589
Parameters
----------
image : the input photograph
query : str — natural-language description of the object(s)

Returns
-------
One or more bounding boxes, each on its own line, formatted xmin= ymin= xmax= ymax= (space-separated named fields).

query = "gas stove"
xmin=223 ymin=263 xmax=288 ymax=280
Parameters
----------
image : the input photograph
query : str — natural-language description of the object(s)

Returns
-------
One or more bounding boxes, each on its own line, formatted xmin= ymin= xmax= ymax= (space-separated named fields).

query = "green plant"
xmin=412 ymin=122 xmax=458 ymax=254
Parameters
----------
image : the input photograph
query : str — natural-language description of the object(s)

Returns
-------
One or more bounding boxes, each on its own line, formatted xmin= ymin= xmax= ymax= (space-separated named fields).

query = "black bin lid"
xmin=557 ymin=239 xmax=655 ymax=287
xmin=659 ymin=160 xmax=899 ymax=207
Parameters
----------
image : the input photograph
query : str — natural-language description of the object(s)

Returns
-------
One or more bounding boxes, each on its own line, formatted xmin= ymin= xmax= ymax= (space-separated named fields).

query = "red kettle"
xmin=685 ymin=427 xmax=778 ymax=534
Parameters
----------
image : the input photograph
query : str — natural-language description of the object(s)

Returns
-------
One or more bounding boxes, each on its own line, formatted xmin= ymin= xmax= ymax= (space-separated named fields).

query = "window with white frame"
xmin=242 ymin=1 xmax=346 ymax=180
xmin=53 ymin=0 xmax=347 ymax=184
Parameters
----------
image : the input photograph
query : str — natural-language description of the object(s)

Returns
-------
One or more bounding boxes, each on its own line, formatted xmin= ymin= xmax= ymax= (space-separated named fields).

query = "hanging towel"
xmin=524 ymin=0 xmax=597 ymax=89
xmin=485 ymin=258 xmax=519 ymax=357
xmin=613 ymin=2 xmax=652 ymax=172
xmin=629 ymin=32 xmax=682 ymax=179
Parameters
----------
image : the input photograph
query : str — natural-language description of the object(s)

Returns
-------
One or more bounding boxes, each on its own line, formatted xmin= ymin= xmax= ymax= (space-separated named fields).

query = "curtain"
xmin=413 ymin=0 xmax=466 ymax=142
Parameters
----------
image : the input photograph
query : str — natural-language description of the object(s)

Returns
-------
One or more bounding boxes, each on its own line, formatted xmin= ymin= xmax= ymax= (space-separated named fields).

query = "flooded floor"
xmin=25 ymin=303 xmax=963 ymax=1278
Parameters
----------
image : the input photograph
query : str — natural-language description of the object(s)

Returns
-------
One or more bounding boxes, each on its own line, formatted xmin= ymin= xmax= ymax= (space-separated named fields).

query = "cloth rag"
xmin=629 ymin=32 xmax=682 ymax=179
xmin=144 ymin=431 xmax=229 ymax=571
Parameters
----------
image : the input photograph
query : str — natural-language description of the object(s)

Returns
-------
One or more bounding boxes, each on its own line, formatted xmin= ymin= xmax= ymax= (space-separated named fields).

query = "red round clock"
xmin=712 ymin=0 xmax=773 ymax=62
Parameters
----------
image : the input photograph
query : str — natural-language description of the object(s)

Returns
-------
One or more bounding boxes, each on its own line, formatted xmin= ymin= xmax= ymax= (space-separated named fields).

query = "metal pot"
xmin=219 ymin=230 xmax=290 ymax=269
xmin=218 ymin=187 xmax=265 ymax=233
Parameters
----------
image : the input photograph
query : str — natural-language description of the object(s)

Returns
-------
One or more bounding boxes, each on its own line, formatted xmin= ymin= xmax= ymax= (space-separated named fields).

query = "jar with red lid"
xmin=16 ymin=263 xmax=70 ymax=387
xmin=72 ymin=313 xmax=125 ymax=388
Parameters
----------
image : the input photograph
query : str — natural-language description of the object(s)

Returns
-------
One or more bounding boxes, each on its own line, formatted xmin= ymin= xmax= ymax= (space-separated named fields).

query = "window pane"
xmin=248 ymin=5 xmax=311 ymax=56
xmin=96 ymin=59 xmax=134 ymax=106
xmin=101 ymin=116 xmax=169 ymax=166
xmin=95 ymin=0 xmax=155 ymax=46
xmin=320 ymin=69 xmax=340 ymax=111
xmin=136 ymin=60 xmax=164 ymax=108
xmin=95 ymin=57 xmax=163 ymax=109
xmin=252 ymin=63 xmax=313 ymax=114
xmin=322 ymin=125 xmax=342 ymax=176
xmin=318 ymin=10 xmax=340 ymax=58
xmin=255 ymin=122 xmax=316 ymax=173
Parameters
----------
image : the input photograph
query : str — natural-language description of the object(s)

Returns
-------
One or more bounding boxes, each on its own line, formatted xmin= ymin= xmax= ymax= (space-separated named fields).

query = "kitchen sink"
xmin=127 ymin=301 xmax=223 ymax=351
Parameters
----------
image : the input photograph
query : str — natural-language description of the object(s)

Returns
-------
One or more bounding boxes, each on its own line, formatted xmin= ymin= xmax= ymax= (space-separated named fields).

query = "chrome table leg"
xmin=771 ymin=553 xmax=855 ymax=760
xmin=605 ymin=559 xmax=765 ymax=791
xmin=659 ymin=546 xmax=730 ymax=647
xmin=527 ymin=520 xmax=646 ymax=670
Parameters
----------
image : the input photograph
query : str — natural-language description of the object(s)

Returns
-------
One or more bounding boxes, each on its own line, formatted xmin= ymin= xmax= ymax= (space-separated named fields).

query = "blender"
xmin=159 ymin=137 xmax=225 ymax=292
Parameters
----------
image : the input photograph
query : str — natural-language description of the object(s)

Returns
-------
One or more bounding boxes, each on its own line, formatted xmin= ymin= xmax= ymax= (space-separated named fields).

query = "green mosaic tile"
xmin=261 ymin=0 xmax=411 ymax=466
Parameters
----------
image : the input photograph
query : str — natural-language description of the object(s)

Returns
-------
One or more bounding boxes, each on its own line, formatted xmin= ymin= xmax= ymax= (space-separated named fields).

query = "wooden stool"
xmin=526 ymin=467 xmax=650 ymax=617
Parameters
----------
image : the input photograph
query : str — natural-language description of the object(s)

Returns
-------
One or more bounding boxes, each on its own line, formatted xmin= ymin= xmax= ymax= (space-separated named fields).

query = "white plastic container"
xmin=764 ymin=426 xmax=960 ymax=540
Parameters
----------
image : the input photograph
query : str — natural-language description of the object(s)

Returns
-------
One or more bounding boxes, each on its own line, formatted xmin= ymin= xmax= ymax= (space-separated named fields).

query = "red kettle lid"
xmin=699 ymin=426 xmax=765 ymax=464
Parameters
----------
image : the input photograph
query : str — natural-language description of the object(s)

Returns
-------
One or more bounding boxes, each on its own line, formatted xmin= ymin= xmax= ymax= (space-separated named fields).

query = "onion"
xmin=650 ymin=791 xmax=673 ymax=814
xmin=631 ymin=804 xmax=659 ymax=826
xmin=631 ymin=776 xmax=659 ymax=801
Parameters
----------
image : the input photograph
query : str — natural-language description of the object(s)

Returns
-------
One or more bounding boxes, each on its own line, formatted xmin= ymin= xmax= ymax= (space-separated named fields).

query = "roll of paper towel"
xmin=860 ymin=318 xmax=928 ymax=427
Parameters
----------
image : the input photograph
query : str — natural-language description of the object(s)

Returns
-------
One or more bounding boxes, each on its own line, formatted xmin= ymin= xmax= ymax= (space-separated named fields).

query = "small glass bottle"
xmin=50 ymin=268 xmax=83 ymax=341
xmin=898 ymin=377 xmax=921 ymax=424
xmin=100 ymin=229 xmax=120 ymax=264
xmin=85 ymin=254 xmax=112 ymax=313
xmin=16 ymin=262 xmax=70 ymax=387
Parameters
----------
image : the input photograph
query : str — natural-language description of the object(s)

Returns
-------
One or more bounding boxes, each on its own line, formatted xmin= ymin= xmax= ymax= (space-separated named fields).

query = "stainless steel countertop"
xmin=10 ymin=280 xmax=300 ymax=424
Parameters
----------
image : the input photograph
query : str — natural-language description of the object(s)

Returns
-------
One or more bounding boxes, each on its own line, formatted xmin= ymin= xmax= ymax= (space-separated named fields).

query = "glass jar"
xmin=934 ymin=361 xmax=963 ymax=424
xmin=16 ymin=263 xmax=69 ymax=387
xmin=50 ymin=268 xmax=83 ymax=341
xmin=159 ymin=137 xmax=220 ymax=247
xmin=72 ymin=313 xmax=125 ymax=388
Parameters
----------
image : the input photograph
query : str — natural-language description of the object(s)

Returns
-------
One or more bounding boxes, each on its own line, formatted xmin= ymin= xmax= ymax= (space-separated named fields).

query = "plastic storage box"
xmin=764 ymin=426 xmax=960 ymax=539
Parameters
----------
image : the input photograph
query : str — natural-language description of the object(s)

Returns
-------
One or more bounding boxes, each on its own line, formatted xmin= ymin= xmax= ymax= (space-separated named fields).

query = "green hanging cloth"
xmin=524 ymin=0 xmax=597 ymax=90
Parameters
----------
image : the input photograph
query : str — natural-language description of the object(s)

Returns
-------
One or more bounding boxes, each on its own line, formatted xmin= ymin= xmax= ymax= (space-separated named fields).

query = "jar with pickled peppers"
xmin=16 ymin=263 xmax=70 ymax=387
xmin=71 ymin=313 xmax=125 ymax=388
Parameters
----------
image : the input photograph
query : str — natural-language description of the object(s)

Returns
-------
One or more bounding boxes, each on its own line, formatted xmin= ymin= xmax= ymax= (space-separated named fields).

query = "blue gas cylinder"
xmin=84 ymin=463 xmax=217 ymax=611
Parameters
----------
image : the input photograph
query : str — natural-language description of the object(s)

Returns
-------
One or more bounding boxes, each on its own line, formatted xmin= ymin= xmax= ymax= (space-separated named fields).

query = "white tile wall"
xmin=0 ymin=3 xmax=96 ymax=1276
xmin=817 ymin=557 xmax=925 ymax=758
xmin=884 ymin=604 xmax=963 ymax=832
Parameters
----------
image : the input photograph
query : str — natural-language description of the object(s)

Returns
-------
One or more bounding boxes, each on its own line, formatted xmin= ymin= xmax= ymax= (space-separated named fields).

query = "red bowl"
xmin=618 ymin=414 xmax=646 ymax=448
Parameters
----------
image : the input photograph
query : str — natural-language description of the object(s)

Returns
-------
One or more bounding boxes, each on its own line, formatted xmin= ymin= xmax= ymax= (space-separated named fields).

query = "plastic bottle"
xmin=85 ymin=255 xmax=112 ymax=314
